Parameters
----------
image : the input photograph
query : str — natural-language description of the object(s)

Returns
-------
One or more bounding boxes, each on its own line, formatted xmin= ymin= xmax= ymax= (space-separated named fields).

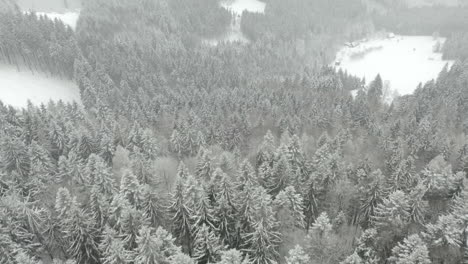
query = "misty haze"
xmin=0 ymin=0 xmax=467 ymax=264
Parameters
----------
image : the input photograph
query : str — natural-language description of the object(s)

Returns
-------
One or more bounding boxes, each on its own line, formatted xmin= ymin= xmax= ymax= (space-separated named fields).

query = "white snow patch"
xmin=334 ymin=35 xmax=454 ymax=97
xmin=24 ymin=11 xmax=80 ymax=30
xmin=0 ymin=64 xmax=81 ymax=109
xmin=220 ymin=0 xmax=266 ymax=15
xmin=203 ymin=0 xmax=265 ymax=46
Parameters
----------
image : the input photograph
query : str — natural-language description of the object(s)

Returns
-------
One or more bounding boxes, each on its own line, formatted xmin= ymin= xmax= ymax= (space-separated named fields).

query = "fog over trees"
xmin=0 ymin=0 xmax=468 ymax=263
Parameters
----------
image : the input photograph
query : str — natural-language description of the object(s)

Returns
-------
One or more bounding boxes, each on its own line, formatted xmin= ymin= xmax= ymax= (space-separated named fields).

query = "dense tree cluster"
xmin=443 ymin=32 xmax=468 ymax=61
xmin=0 ymin=10 xmax=80 ymax=77
xmin=0 ymin=0 xmax=468 ymax=263
xmin=372 ymin=6 xmax=468 ymax=35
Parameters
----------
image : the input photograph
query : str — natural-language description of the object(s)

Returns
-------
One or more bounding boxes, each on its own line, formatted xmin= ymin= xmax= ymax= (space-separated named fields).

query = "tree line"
xmin=0 ymin=0 xmax=468 ymax=263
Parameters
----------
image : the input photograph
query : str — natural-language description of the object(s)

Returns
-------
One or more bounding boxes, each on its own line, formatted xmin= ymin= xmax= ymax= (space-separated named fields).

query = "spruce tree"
xmin=120 ymin=170 xmax=140 ymax=206
xmin=177 ymin=161 xmax=190 ymax=180
xmin=1 ymin=136 xmax=30 ymax=177
xmin=256 ymin=131 xmax=276 ymax=168
xmin=119 ymin=206 xmax=149 ymax=250
xmin=169 ymin=179 xmax=194 ymax=256
xmin=285 ymin=245 xmax=310 ymax=264
xmin=55 ymin=188 xmax=100 ymax=264
xmin=193 ymin=193 xmax=217 ymax=232
xmin=85 ymin=154 xmax=115 ymax=197
xmin=360 ymin=170 xmax=386 ymax=228
xmin=388 ymin=235 xmax=431 ymax=264
xmin=218 ymin=249 xmax=249 ymax=264
xmin=193 ymin=224 xmax=223 ymax=264
xmin=134 ymin=226 xmax=181 ymax=264
xmin=169 ymin=252 xmax=195 ymax=264
xmin=371 ymin=190 xmax=410 ymax=232
xmin=100 ymin=227 xmax=134 ymax=264
xmin=371 ymin=191 xmax=410 ymax=254
xmin=267 ymin=154 xmax=292 ymax=196
xmin=340 ymin=252 xmax=363 ymax=264
xmin=273 ymin=186 xmax=305 ymax=230
xmin=214 ymin=173 xmax=238 ymax=247
xmin=242 ymin=188 xmax=281 ymax=264
xmin=196 ymin=150 xmax=212 ymax=182
xmin=140 ymin=184 xmax=165 ymax=227
xmin=243 ymin=220 xmax=281 ymax=264
xmin=408 ymin=184 xmax=428 ymax=225
xmin=236 ymin=160 xmax=257 ymax=192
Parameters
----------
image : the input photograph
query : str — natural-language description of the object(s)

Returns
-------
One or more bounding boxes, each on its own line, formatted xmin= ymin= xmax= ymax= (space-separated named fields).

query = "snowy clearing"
xmin=0 ymin=64 xmax=81 ymax=108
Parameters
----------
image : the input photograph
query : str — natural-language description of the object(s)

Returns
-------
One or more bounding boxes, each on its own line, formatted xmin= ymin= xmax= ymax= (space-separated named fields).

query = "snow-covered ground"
xmin=220 ymin=0 xmax=266 ymax=15
xmin=335 ymin=35 xmax=454 ymax=100
xmin=24 ymin=11 xmax=80 ymax=30
xmin=0 ymin=64 xmax=81 ymax=108
xmin=204 ymin=0 xmax=265 ymax=46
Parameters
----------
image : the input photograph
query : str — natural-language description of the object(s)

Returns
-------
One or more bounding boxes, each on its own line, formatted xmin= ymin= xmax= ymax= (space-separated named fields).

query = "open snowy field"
xmin=23 ymin=11 xmax=80 ymax=30
xmin=220 ymin=0 xmax=266 ymax=15
xmin=335 ymin=35 xmax=454 ymax=97
xmin=0 ymin=64 xmax=81 ymax=108
xmin=35 ymin=11 xmax=80 ymax=29
xmin=204 ymin=0 xmax=265 ymax=45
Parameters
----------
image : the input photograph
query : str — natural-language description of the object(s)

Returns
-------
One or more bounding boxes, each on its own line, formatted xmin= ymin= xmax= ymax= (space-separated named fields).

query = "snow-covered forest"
xmin=1 ymin=0 xmax=468 ymax=263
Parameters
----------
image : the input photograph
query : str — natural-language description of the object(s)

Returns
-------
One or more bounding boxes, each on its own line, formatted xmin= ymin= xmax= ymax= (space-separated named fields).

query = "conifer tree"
xmin=193 ymin=224 xmax=223 ymax=264
xmin=1 ymin=136 xmax=30 ymax=177
xmin=177 ymin=161 xmax=190 ymax=180
xmin=86 ymin=154 xmax=115 ymax=196
xmin=340 ymin=252 xmax=363 ymax=264
xmin=169 ymin=252 xmax=196 ymax=264
xmin=371 ymin=191 xmax=410 ymax=254
xmin=214 ymin=173 xmax=238 ymax=247
xmin=169 ymin=179 xmax=194 ymax=256
xmin=408 ymin=184 xmax=428 ymax=225
xmin=236 ymin=160 xmax=257 ymax=191
xmin=99 ymin=133 xmax=115 ymax=165
xmin=242 ymin=188 xmax=281 ymax=264
xmin=355 ymin=228 xmax=380 ymax=263
xmin=55 ymin=188 xmax=100 ymax=264
xmin=273 ymin=186 xmax=305 ymax=230
xmin=49 ymin=121 xmax=68 ymax=158
xmin=367 ymin=74 xmax=383 ymax=109
xmin=243 ymin=220 xmax=281 ymax=264
xmin=170 ymin=129 xmax=182 ymax=157
xmin=131 ymin=152 xmax=156 ymax=185
xmin=119 ymin=206 xmax=149 ymax=250
xmin=421 ymin=155 xmax=462 ymax=201
xmin=193 ymin=193 xmax=217 ymax=232
xmin=311 ymin=212 xmax=333 ymax=238
xmin=88 ymin=185 xmax=110 ymax=228
xmin=286 ymin=245 xmax=310 ymax=264
xmin=218 ymin=249 xmax=249 ymax=264
xmin=286 ymin=135 xmax=308 ymax=178
xmin=303 ymin=180 xmax=318 ymax=231
xmin=207 ymin=168 xmax=225 ymax=203
xmin=372 ymin=191 xmax=410 ymax=232
xmin=267 ymin=154 xmax=292 ymax=196
xmin=14 ymin=251 xmax=43 ymax=264
xmin=388 ymin=235 xmax=430 ymax=264
xmin=360 ymin=170 xmax=386 ymax=228
xmin=29 ymin=141 xmax=54 ymax=174
xmin=134 ymin=226 xmax=181 ymax=264
xmin=79 ymin=134 xmax=96 ymax=160
xmin=196 ymin=150 xmax=213 ymax=182
xmin=100 ymin=227 xmax=134 ymax=264
xmin=120 ymin=170 xmax=140 ymax=206
xmin=140 ymin=184 xmax=165 ymax=227
xmin=237 ymin=183 xmax=260 ymax=239
xmin=256 ymin=131 xmax=276 ymax=168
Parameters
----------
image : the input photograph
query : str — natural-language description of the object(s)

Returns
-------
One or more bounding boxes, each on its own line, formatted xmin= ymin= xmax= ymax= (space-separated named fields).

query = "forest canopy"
xmin=0 ymin=0 xmax=467 ymax=264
